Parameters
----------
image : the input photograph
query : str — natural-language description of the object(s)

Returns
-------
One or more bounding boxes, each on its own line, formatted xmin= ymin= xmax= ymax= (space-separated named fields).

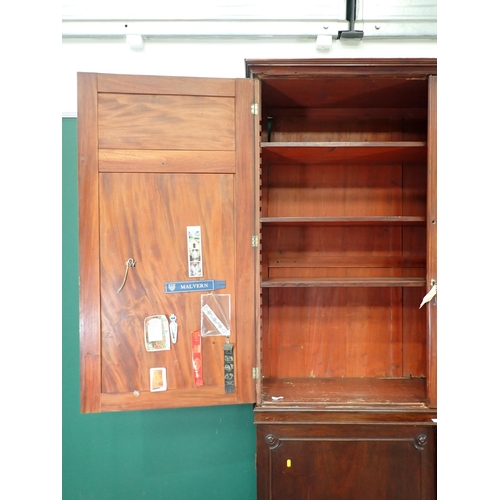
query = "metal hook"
xmin=117 ymin=258 xmax=137 ymax=293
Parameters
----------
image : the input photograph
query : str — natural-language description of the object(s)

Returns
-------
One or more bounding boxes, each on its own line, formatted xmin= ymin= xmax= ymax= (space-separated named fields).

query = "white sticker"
xmin=187 ymin=226 xmax=203 ymax=278
xmin=147 ymin=317 xmax=163 ymax=342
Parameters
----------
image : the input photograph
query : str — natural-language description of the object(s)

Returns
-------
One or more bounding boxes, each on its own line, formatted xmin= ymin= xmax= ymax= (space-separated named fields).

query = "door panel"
xmin=272 ymin=438 xmax=424 ymax=500
xmin=99 ymin=172 xmax=235 ymax=394
xmin=426 ymin=75 xmax=437 ymax=408
xmin=98 ymin=93 xmax=235 ymax=150
xmin=257 ymin=423 xmax=436 ymax=500
xmin=78 ymin=73 xmax=256 ymax=412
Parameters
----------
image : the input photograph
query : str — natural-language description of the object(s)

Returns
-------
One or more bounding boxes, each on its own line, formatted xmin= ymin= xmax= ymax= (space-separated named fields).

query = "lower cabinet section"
xmin=256 ymin=414 xmax=436 ymax=500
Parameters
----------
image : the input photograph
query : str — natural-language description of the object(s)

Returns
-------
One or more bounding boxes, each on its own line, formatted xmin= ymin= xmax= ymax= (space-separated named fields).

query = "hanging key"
xmin=117 ymin=258 xmax=137 ymax=293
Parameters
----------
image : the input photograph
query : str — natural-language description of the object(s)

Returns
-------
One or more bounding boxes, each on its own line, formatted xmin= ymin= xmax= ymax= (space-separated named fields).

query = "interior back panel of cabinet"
xmin=264 ymin=163 xmax=407 ymax=217
xmin=259 ymin=76 xmax=428 ymax=383
xmin=260 ymin=77 xmax=429 ymax=110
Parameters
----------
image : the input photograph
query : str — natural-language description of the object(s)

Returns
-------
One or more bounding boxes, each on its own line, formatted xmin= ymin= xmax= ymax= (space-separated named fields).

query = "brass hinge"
xmin=252 ymin=235 xmax=259 ymax=247
xmin=252 ymin=366 xmax=260 ymax=379
xmin=251 ymin=103 xmax=258 ymax=115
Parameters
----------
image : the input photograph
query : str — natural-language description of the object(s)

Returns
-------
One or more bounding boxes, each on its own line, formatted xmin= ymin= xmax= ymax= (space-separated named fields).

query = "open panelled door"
xmin=426 ymin=74 xmax=437 ymax=408
xmin=78 ymin=73 xmax=257 ymax=413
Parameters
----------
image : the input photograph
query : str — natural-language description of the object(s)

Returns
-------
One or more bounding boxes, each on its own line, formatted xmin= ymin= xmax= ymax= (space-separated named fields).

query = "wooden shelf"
xmin=263 ymin=141 xmax=426 ymax=147
xmin=261 ymin=216 xmax=426 ymax=227
xmin=261 ymin=277 xmax=426 ymax=288
xmin=261 ymin=377 xmax=428 ymax=408
xmin=261 ymin=141 xmax=427 ymax=165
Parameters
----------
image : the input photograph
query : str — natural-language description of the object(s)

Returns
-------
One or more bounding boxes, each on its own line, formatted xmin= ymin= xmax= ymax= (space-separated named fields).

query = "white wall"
xmin=61 ymin=0 xmax=438 ymax=114
xmin=61 ymin=37 xmax=437 ymax=116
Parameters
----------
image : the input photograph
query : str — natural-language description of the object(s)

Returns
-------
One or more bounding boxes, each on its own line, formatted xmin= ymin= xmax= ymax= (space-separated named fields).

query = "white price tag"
xmin=420 ymin=283 xmax=437 ymax=309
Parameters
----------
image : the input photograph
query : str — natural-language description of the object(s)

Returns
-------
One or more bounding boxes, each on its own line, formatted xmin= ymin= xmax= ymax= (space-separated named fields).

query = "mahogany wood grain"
xmin=264 ymin=163 xmax=405 ymax=217
xmin=265 ymin=107 xmax=428 ymax=119
xmin=401 ymin=162 xmax=428 ymax=378
xmin=78 ymin=74 xmax=256 ymax=411
xmin=79 ymin=60 xmax=437 ymax=424
xmin=253 ymin=407 xmax=437 ymax=425
xmin=261 ymin=216 xmax=426 ymax=226
xmin=254 ymin=78 xmax=264 ymax=405
xmin=259 ymin=76 xmax=429 ymax=109
xmin=256 ymin=423 xmax=436 ymax=500
xmin=260 ymin=378 xmax=427 ymax=406
xmin=256 ymin=66 xmax=432 ymax=407
xmin=261 ymin=225 xmax=413 ymax=262
xmin=263 ymin=142 xmax=426 ymax=147
xmin=261 ymin=223 xmax=426 ymax=283
xmin=261 ymin=277 xmax=426 ymax=287
xmin=246 ymin=57 xmax=437 ymax=79
xmin=403 ymin=278 xmax=428 ymax=378
xmin=267 ymin=253 xmax=425 ymax=268
xmin=234 ymin=78 xmax=258 ymax=403
xmin=98 ymin=93 xmax=235 ymax=151
xmin=247 ymin=59 xmax=437 ymax=500
xmin=99 ymin=149 xmax=235 ymax=173
xmin=261 ymin=142 xmax=427 ymax=165
xmin=97 ymin=73 xmax=236 ymax=97
xmin=99 ymin=172 xmax=235 ymax=393
xmin=269 ymin=116 xmax=426 ymax=143
xmin=427 ymin=76 xmax=437 ymax=408
xmin=78 ymin=73 xmax=102 ymax=413
xmin=100 ymin=387 xmax=239 ymax=412
xmin=261 ymin=287 xmax=410 ymax=379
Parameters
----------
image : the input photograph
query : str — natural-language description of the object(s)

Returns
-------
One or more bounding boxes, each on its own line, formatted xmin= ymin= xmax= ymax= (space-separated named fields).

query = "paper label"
xmin=150 ymin=367 xmax=167 ymax=392
xmin=147 ymin=317 xmax=163 ymax=342
xmin=187 ymin=226 xmax=203 ymax=278
xmin=144 ymin=315 xmax=170 ymax=351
